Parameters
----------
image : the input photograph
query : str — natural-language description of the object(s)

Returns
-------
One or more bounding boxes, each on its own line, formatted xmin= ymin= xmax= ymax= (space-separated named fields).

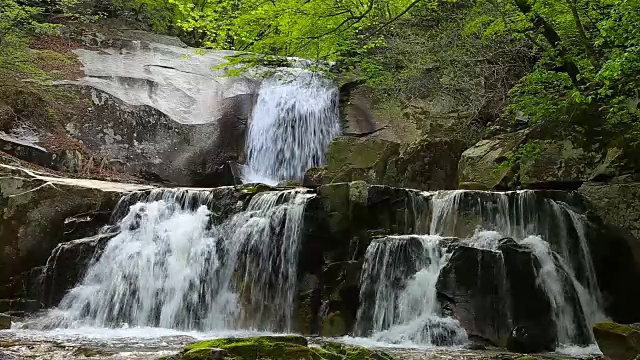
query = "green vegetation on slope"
xmin=2 ymin=0 xmax=640 ymax=156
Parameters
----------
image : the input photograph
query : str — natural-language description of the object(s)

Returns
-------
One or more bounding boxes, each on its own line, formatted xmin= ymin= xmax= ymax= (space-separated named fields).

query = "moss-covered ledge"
xmin=167 ymin=336 xmax=393 ymax=360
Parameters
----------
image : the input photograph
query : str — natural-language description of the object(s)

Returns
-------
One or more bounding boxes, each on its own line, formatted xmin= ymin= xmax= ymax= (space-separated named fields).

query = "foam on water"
xmin=242 ymin=71 xmax=341 ymax=185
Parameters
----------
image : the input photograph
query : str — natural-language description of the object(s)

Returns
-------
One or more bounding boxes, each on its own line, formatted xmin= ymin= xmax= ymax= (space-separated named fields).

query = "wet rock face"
xmin=506 ymin=325 xmax=556 ymax=354
xmin=42 ymin=233 xmax=116 ymax=307
xmin=435 ymin=239 xmax=561 ymax=350
xmin=436 ymin=245 xmax=511 ymax=346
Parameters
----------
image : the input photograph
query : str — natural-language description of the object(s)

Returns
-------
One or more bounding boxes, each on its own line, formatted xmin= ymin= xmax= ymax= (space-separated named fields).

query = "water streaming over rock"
xmin=242 ymin=72 xmax=341 ymax=185
xmin=355 ymin=235 xmax=468 ymax=346
xmin=356 ymin=189 xmax=606 ymax=349
xmin=41 ymin=188 xmax=313 ymax=332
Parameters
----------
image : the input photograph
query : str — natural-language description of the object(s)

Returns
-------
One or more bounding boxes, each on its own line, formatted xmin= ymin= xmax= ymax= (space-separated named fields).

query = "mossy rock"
xmin=593 ymin=322 xmax=640 ymax=360
xmin=321 ymin=312 xmax=347 ymax=337
xmin=178 ymin=336 xmax=393 ymax=360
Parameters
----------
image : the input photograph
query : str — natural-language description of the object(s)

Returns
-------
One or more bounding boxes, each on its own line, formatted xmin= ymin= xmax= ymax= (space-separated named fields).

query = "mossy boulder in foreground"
xmin=593 ymin=322 xmax=640 ymax=360
xmin=170 ymin=335 xmax=393 ymax=360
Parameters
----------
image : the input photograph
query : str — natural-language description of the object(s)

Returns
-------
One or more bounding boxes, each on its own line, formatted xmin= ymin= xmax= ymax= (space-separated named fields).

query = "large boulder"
xmin=320 ymin=137 xmax=401 ymax=184
xmin=518 ymin=140 xmax=603 ymax=189
xmin=2 ymin=25 xmax=259 ymax=186
xmin=0 ymin=164 xmax=150 ymax=293
xmin=436 ymin=238 xmax=558 ymax=350
xmin=458 ymin=130 xmax=529 ymax=190
xmin=593 ymin=322 xmax=640 ymax=360
xmin=436 ymin=245 xmax=511 ymax=345
xmin=63 ymin=37 xmax=258 ymax=186
xmin=385 ymin=137 xmax=466 ymax=191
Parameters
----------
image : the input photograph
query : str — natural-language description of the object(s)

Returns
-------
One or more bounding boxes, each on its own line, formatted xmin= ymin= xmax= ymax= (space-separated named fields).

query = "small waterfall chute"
xmin=354 ymin=235 xmax=468 ymax=346
xmin=242 ymin=71 xmax=341 ymax=185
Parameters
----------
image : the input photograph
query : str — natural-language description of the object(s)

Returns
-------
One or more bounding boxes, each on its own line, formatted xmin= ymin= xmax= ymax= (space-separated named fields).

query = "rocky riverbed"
xmin=0 ymin=327 xmax=602 ymax=360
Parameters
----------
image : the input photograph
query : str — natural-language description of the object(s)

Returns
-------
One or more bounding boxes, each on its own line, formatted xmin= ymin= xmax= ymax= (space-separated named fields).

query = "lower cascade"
xmin=41 ymin=189 xmax=314 ymax=332
xmin=355 ymin=235 xmax=468 ymax=346
xmin=353 ymin=190 xmax=607 ymax=350
xmin=26 ymin=186 xmax=619 ymax=356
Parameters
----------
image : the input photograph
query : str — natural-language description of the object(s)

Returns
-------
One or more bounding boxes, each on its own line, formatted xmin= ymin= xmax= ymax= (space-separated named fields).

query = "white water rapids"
xmin=37 ymin=189 xmax=313 ymax=332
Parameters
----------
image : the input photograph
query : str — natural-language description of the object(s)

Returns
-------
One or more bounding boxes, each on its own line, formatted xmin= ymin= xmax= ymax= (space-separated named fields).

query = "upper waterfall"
xmin=242 ymin=71 xmax=341 ymax=185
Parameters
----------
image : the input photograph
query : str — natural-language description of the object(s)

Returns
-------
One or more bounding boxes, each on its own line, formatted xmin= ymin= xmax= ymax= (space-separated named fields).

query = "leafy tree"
xmin=466 ymin=0 xmax=640 ymax=147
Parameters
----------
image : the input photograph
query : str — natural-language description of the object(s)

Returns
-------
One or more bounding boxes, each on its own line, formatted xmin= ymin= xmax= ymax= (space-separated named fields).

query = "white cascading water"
xmin=356 ymin=190 xmax=606 ymax=350
xmin=355 ymin=235 xmax=468 ymax=346
xmin=242 ymin=71 xmax=341 ymax=185
xmin=42 ymin=189 xmax=313 ymax=332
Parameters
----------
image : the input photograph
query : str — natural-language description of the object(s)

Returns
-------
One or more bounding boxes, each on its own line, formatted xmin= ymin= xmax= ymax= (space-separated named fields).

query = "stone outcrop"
xmin=459 ymin=132 xmax=639 ymax=190
xmin=385 ymin=137 xmax=466 ymax=191
xmin=309 ymin=135 xmax=465 ymax=191
xmin=41 ymin=233 xmax=116 ymax=307
xmin=517 ymin=140 xmax=603 ymax=189
xmin=458 ymin=130 xmax=529 ymax=190
xmin=593 ymin=322 xmax=640 ymax=360
xmin=0 ymin=164 xmax=149 ymax=288
xmin=319 ymin=137 xmax=401 ymax=184
xmin=1 ymin=25 xmax=260 ymax=187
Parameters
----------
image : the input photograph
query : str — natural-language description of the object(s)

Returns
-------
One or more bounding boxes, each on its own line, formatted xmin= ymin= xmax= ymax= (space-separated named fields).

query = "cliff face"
xmin=1 ymin=24 xmax=257 ymax=187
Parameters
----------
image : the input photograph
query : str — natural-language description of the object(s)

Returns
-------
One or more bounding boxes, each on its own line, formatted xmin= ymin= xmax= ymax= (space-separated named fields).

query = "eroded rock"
xmin=0 ymin=164 xmax=147 ymax=286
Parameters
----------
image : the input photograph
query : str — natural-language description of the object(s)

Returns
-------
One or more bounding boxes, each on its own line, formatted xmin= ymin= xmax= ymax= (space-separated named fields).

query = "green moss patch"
xmin=179 ymin=336 xmax=393 ymax=360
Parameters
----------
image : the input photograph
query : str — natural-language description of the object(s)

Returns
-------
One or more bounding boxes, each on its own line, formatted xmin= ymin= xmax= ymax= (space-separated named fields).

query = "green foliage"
xmin=0 ymin=0 xmax=60 ymax=76
xmin=112 ymin=0 xmax=427 ymax=65
xmin=467 ymin=0 xmax=640 ymax=148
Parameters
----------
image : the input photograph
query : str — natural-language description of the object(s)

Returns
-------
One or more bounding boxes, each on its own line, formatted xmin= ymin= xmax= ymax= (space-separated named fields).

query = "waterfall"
xmin=42 ymin=189 xmax=313 ymax=332
xmin=242 ymin=72 xmax=341 ymax=185
xmin=355 ymin=235 xmax=468 ymax=346
xmin=356 ymin=189 xmax=606 ymax=349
